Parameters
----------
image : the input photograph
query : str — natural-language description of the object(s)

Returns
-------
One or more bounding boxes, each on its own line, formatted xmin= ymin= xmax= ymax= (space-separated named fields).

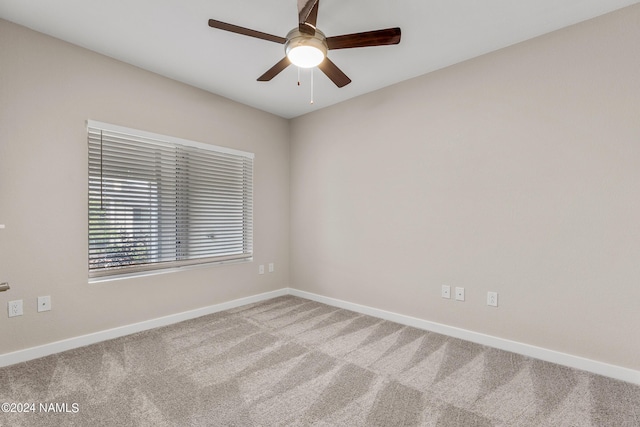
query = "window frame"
xmin=87 ymin=120 xmax=254 ymax=281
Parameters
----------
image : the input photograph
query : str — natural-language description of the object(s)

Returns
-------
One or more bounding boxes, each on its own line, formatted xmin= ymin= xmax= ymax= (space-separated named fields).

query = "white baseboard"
xmin=0 ymin=288 xmax=288 ymax=368
xmin=289 ymin=289 xmax=640 ymax=386
xmin=2 ymin=287 xmax=639 ymax=386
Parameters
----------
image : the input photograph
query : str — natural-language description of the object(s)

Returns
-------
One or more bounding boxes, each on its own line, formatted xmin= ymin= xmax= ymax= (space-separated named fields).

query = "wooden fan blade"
xmin=208 ymin=19 xmax=286 ymax=44
xmin=298 ymin=0 xmax=319 ymax=35
xmin=257 ymin=57 xmax=292 ymax=81
xmin=302 ymin=2 xmax=319 ymax=34
xmin=326 ymin=27 xmax=401 ymax=50
xmin=317 ymin=58 xmax=351 ymax=88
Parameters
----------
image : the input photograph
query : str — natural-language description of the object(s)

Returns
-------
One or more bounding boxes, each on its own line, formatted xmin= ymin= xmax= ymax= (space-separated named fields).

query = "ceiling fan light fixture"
xmin=285 ymin=28 xmax=327 ymax=68
xmin=287 ymin=46 xmax=324 ymax=68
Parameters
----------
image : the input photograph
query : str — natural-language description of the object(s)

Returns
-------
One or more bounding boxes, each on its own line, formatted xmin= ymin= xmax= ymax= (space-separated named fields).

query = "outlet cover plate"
xmin=441 ymin=285 xmax=451 ymax=299
xmin=38 ymin=296 xmax=52 ymax=312
xmin=8 ymin=300 xmax=23 ymax=317
xmin=487 ymin=291 xmax=498 ymax=307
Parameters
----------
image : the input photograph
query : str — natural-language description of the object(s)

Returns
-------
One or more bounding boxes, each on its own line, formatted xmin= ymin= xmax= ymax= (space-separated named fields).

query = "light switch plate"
xmin=455 ymin=287 xmax=465 ymax=301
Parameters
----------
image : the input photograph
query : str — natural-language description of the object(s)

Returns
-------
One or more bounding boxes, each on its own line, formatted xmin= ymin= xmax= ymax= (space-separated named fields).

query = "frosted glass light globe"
xmin=287 ymin=45 xmax=325 ymax=68
xmin=285 ymin=28 xmax=328 ymax=68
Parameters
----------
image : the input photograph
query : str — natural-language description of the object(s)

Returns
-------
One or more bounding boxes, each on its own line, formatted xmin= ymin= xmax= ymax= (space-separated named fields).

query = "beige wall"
xmin=0 ymin=19 xmax=289 ymax=354
xmin=2 ymin=4 xmax=639 ymax=372
xmin=290 ymin=5 xmax=640 ymax=370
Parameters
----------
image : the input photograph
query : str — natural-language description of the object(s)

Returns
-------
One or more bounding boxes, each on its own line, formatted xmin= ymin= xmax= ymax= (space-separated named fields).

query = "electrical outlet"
xmin=441 ymin=285 xmax=451 ymax=299
xmin=455 ymin=287 xmax=465 ymax=301
xmin=258 ymin=265 xmax=265 ymax=274
xmin=8 ymin=300 xmax=23 ymax=317
xmin=487 ymin=291 xmax=498 ymax=307
xmin=268 ymin=263 xmax=274 ymax=273
xmin=38 ymin=296 xmax=52 ymax=312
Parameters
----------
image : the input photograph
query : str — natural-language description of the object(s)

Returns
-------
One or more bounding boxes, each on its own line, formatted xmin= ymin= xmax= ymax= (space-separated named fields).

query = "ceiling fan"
xmin=208 ymin=0 xmax=401 ymax=88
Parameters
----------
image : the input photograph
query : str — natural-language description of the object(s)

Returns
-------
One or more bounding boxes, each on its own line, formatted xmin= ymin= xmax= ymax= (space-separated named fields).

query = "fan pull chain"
xmin=310 ymin=68 xmax=314 ymax=104
xmin=297 ymin=67 xmax=301 ymax=86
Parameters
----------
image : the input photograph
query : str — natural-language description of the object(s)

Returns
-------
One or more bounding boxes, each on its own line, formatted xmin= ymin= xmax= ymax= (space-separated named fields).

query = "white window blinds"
xmin=88 ymin=121 xmax=253 ymax=279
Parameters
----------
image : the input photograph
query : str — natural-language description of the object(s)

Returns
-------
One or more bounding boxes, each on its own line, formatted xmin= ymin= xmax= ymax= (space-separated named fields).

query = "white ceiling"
xmin=1 ymin=0 xmax=637 ymax=118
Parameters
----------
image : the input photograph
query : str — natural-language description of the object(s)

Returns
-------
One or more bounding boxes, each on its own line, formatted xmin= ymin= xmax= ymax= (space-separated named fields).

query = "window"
xmin=88 ymin=121 xmax=253 ymax=280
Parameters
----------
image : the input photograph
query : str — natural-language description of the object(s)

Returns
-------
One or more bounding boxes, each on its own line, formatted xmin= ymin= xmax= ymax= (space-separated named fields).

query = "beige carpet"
xmin=0 ymin=295 xmax=638 ymax=426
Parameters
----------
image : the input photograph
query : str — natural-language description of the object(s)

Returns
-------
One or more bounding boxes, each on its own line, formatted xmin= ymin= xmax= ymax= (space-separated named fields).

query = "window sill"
xmin=88 ymin=257 xmax=253 ymax=284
